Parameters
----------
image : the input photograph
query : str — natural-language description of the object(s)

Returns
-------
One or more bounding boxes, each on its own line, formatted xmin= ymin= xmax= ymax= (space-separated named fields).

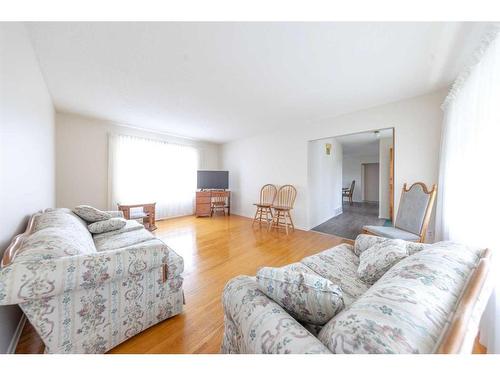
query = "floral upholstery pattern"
xmin=93 ymin=227 xmax=155 ymax=252
xmin=21 ymin=267 xmax=183 ymax=353
xmin=256 ymin=266 xmax=343 ymax=325
xmin=317 ymin=242 xmax=481 ymax=354
xmin=356 ymin=239 xmax=408 ymax=284
xmin=92 ymin=219 xmax=144 ymax=239
xmin=300 ymin=244 xmax=369 ymax=306
xmin=354 ymin=234 xmax=427 ymax=257
xmin=221 ymin=276 xmax=331 ymax=354
xmin=221 ymin=239 xmax=483 ymax=354
xmin=73 ymin=205 xmax=113 ymax=222
xmin=15 ymin=210 xmax=97 ymax=263
xmin=88 ymin=218 xmax=127 ymax=234
xmin=0 ymin=208 xmax=184 ymax=353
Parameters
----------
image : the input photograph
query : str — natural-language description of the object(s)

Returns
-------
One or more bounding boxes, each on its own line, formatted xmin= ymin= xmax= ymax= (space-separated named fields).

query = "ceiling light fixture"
xmin=374 ymin=130 xmax=380 ymax=139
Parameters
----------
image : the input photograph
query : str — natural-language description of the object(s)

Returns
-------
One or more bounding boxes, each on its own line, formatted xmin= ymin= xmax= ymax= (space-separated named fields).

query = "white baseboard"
xmin=7 ymin=314 xmax=26 ymax=354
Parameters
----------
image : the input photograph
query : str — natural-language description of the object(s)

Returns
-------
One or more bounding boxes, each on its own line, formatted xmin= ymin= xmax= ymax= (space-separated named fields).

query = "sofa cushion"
xmin=15 ymin=227 xmax=96 ymax=262
xmin=92 ymin=219 xmax=144 ymax=240
xmin=73 ymin=205 xmax=112 ymax=223
xmin=88 ymin=218 xmax=126 ymax=234
xmin=33 ymin=208 xmax=88 ymax=232
xmin=222 ymin=275 xmax=332 ymax=354
xmin=93 ymin=227 xmax=155 ymax=252
xmin=354 ymin=234 xmax=426 ymax=257
xmin=357 ymin=239 xmax=408 ymax=284
xmin=256 ymin=266 xmax=344 ymax=325
xmin=317 ymin=241 xmax=482 ymax=354
xmin=13 ymin=209 xmax=97 ymax=263
xmin=300 ymin=244 xmax=369 ymax=306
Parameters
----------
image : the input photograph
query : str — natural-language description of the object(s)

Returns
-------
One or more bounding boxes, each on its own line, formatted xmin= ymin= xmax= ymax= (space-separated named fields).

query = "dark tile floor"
xmin=312 ymin=201 xmax=386 ymax=240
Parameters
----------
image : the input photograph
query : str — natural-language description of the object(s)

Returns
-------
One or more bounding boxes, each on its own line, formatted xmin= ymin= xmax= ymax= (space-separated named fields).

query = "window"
xmin=109 ymin=134 xmax=199 ymax=219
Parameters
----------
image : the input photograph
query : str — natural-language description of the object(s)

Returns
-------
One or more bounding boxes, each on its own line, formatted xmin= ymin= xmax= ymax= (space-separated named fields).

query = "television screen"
xmin=197 ymin=170 xmax=229 ymax=190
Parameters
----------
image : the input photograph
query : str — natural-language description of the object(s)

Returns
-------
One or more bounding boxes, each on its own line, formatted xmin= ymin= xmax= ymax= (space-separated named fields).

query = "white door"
xmin=364 ymin=163 xmax=380 ymax=202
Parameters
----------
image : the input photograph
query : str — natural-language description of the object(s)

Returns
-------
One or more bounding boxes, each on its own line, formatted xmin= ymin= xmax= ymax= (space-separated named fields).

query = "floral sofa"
xmin=221 ymin=235 xmax=492 ymax=354
xmin=0 ymin=208 xmax=184 ymax=354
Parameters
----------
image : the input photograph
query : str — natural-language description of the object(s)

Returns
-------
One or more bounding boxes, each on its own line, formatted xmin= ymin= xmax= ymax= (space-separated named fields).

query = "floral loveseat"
xmin=221 ymin=235 xmax=492 ymax=354
xmin=0 ymin=208 xmax=184 ymax=354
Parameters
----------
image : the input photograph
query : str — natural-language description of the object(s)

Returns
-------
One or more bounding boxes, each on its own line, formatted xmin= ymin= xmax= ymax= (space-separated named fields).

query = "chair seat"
xmin=253 ymin=203 xmax=272 ymax=207
xmin=272 ymin=205 xmax=293 ymax=211
xmin=362 ymin=225 xmax=420 ymax=242
xmin=212 ymin=202 xmax=227 ymax=207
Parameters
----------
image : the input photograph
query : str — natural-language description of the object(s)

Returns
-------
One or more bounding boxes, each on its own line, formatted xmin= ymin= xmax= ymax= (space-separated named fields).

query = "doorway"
xmin=308 ymin=128 xmax=394 ymax=240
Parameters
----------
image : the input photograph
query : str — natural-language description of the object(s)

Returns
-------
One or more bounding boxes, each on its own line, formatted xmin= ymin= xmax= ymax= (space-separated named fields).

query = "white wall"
xmin=222 ymin=89 xmax=445 ymax=236
xmin=56 ymin=112 xmax=221 ymax=210
xmin=0 ymin=23 xmax=55 ymax=353
xmin=342 ymin=153 xmax=379 ymax=202
xmin=379 ymin=136 xmax=393 ymax=219
xmin=308 ymin=138 xmax=343 ymax=228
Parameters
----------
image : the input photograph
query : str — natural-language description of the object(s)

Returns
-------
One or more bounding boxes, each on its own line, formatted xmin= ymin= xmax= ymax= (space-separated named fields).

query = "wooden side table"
xmin=118 ymin=202 xmax=157 ymax=231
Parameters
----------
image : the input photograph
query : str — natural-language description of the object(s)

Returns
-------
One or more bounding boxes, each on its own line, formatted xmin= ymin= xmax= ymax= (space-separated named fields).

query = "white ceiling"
xmin=337 ymin=128 xmax=393 ymax=156
xmin=26 ymin=22 xmax=490 ymax=143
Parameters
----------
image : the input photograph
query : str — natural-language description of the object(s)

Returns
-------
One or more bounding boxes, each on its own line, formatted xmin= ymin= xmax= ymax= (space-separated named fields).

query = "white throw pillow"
xmin=73 ymin=205 xmax=112 ymax=223
xmin=88 ymin=218 xmax=126 ymax=234
xmin=357 ymin=239 xmax=409 ymax=284
xmin=256 ymin=266 xmax=344 ymax=325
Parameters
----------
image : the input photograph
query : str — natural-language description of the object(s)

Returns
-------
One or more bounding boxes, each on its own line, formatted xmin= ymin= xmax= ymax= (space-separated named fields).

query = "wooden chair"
xmin=269 ymin=185 xmax=297 ymax=234
xmin=342 ymin=180 xmax=355 ymax=205
xmin=253 ymin=184 xmax=277 ymax=226
xmin=363 ymin=182 xmax=437 ymax=243
xmin=210 ymin=191 xmax=229 ymax=216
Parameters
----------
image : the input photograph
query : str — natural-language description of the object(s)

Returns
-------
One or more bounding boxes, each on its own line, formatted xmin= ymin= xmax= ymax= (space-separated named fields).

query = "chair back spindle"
xmin=211 ymin=191 xmax=227 ymax=205
xmin=260 ymin=184 xmax=277 ymax=205
xmin=276 ymin=185 xmax=297 ymax=209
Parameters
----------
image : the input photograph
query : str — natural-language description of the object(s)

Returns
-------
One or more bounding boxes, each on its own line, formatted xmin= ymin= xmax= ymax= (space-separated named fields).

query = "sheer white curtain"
xmin=436 ymin=25 xmax=500 ymax=353
xmin=109 ymin=134 xmax=199 ymax=219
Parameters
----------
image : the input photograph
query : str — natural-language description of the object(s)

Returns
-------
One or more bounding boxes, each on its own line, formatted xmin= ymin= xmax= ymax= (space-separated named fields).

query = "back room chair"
xmin=253 ymin=184 xmax=277 ymax=225
xmin=342 ymin=180 xmax=355 ymax=205
xmin=269 ymin=184 xmax=297 ymax=234
xmin=363 ymin=182 xmax=437 ymax=243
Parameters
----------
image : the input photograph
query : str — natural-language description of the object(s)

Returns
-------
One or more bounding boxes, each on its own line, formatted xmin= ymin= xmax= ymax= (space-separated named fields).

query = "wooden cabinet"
xmin=195 ymin=191 xmax=231 ymax=217
xmin=196 ymin=191 xmax=212 ymax=217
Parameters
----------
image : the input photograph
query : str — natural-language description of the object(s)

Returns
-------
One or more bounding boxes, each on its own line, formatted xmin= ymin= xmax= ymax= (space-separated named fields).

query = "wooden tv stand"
xmin=196 ymin=190 xmax=231 ymax=217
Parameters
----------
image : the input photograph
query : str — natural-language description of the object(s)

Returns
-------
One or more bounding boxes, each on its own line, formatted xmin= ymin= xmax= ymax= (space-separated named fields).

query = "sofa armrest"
xmin=0 ymin=239 xmax=182 ymax=305
xmin=106 ymin=210 xmax=124 ymax=218
xmin=221 ymin=275 xmax=331 ymax=354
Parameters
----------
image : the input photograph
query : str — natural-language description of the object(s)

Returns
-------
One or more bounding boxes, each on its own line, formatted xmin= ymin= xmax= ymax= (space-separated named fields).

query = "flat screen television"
xmin=197 ymin=170 xmax=229 ymax=190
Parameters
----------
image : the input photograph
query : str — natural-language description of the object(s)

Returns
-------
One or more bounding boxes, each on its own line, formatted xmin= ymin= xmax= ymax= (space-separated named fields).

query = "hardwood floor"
xmin=15 ymin=214 xmax=349 ymax=354
xmin=13 ymin=214 xmax=489 ymax=354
